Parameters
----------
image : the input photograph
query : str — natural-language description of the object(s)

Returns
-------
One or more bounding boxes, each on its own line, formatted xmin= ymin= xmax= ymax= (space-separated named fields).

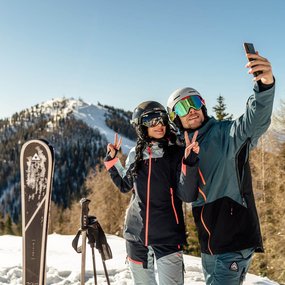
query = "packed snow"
xmin=72 ymin=101 xmax=135 ymax=154
xmin=0 ymin=234 xmax=279 ymax=285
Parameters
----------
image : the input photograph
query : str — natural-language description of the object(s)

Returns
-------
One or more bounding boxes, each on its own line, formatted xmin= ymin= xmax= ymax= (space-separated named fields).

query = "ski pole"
xmin=80 ymin=198 xmax=90 ymax=285
xmin=102 ymin=259 xmax=111 ymax=285
xmin=87 ymin=216 xmax=98 ymax=285
xmin=91 ymin=246 xmax=98 ymax=285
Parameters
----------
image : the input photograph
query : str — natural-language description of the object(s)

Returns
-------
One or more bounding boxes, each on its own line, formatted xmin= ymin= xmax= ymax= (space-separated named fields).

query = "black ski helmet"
xmin=131 ymin=101 xmax=167 ymax=126
xmin=167 ymin=87 xmax=208 ymax=130
xmin=131 ymin=101 xmax=170 ymax=140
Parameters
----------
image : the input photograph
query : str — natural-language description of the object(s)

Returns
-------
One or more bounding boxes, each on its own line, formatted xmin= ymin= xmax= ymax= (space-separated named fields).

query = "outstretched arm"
xmin=231 ymin=51 xmax=275 ymax=149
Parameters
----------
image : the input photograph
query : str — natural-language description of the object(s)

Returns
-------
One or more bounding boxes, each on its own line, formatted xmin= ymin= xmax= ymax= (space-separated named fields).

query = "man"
xmin=167 ymin=51 xmax=275 ymax=285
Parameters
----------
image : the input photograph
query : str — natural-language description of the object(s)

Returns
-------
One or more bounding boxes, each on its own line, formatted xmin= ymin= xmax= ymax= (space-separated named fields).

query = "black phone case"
xmin=243 ymin=43 xmax=262 ymax=77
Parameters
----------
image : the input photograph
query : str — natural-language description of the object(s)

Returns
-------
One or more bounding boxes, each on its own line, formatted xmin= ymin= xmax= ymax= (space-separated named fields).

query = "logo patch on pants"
xmin=229 ymin=261 xmax=239 ymax=272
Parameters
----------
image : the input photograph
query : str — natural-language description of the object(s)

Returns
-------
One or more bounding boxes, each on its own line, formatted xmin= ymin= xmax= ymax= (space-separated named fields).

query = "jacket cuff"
xmin=255 ymin=77 xmax=275 ymax=92
xmin=181 ymin=152 xmax=199 ymax=176
xmin=183 ymin=152 xmax=199 ymax=166
xmin=104 ymin=157 xmax=119 ymax=170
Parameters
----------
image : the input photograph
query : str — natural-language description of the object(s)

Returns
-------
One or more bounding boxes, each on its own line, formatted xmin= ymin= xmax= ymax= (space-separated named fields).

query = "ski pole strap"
xmin=87 ymin=218 xmax=113 ymax=261
xmin=72 ymin=222 xmax=112 ymax=261
xmin=72 ymin=229 xmax=83 ymax=253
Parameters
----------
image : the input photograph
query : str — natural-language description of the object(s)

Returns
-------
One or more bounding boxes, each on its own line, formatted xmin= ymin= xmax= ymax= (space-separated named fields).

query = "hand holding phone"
xmin=243 ymin=43 xmax=262 ymax=77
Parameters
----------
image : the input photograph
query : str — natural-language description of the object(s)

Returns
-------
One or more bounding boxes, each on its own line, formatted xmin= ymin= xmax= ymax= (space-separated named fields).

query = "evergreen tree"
xmin=4 ymin=214 xmax=14 ymax=235
xmin=0 ymin=213 xmax=5 ymax=233
xmin=212 ymin=95 xmax=233 ymax=121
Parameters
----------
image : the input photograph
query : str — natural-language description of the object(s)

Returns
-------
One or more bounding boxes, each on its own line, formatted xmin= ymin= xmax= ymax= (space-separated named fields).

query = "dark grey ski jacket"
xmin=104 ymin=142 xmax=199 ymax=246
xmin=187 ymin=83 xmax=275 ymax=255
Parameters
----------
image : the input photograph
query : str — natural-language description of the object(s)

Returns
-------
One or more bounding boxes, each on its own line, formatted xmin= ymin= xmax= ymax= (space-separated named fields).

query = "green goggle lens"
xmin=174 ymin=96 xmax=203 ymax=117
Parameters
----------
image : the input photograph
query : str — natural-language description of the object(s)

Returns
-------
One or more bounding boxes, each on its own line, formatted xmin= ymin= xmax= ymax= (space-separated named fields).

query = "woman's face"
xmin=147 ymin=124 xmax=166 ymax=139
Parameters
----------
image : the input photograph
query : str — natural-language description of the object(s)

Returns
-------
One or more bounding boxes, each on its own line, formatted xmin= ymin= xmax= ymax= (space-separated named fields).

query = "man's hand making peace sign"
xmin=184 ymin=130 xmax=199 ymax=159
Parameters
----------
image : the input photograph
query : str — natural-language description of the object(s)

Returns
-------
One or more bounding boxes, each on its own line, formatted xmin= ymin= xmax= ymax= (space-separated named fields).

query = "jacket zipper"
xmin=145 ymin=146 xmax=152 ymax=246
xmin=235 ymin=139 xmax=250 ymax=206
xmin=198 ymin=169 xmax=213 ymax=255
xmin=170 ymin=188 xmax=179 ymax=224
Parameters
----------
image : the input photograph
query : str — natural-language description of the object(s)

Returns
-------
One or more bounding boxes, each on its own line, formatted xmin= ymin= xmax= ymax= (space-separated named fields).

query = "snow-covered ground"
xmin=0 ymin=233 xmax=279 ymax=284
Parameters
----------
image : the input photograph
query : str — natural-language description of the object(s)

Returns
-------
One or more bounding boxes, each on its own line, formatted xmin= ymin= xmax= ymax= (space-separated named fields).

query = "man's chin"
xmin=186 ymin=121 xmax=202 ymax=130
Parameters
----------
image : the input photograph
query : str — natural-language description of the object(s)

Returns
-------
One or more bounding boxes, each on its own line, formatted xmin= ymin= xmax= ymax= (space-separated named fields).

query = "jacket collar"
xmin=188 ymin=116 xmax=216 ymax=138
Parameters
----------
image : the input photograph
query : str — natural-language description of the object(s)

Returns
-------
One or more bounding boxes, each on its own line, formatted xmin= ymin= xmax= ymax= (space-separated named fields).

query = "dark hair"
xmin=131 ymin=124 xmax=175 ymax=178
xmin=130 ymin=100 xmax=177 ymax=177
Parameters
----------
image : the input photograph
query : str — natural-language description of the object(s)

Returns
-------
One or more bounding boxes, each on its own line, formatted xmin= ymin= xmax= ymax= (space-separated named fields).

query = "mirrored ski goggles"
xmin=141 ymin=112 xmax=169 ymax=128
xmin=173 ymin=95 xmax=203 ymax=117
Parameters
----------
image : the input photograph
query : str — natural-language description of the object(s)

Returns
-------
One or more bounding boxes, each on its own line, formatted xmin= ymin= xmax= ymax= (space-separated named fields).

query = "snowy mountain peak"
xmin=27 ymin=97 xmax=86 ymax=120
xmin=17 ymin=97 xmax=135 ymax=153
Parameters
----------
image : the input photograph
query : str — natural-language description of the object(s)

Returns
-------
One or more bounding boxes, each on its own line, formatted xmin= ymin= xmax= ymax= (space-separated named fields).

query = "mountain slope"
xmin=0 ymin=97 xmax=136 ymax=226
xmin=72 ymin=100 xmax=136 ymax=153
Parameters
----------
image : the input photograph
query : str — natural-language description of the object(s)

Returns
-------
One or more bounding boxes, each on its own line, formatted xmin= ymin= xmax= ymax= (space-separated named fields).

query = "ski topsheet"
xmin=20 ymin=139 xmax=54 ymax=285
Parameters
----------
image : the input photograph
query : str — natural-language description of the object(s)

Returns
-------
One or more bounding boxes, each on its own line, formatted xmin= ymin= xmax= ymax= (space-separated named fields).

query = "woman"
xmin=104 ymin=101 xmax=199 ymax=284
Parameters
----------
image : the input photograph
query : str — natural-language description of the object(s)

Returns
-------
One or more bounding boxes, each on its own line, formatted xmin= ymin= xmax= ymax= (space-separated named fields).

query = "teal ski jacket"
xmin=188 ymin=82 xmax=275 ymax=255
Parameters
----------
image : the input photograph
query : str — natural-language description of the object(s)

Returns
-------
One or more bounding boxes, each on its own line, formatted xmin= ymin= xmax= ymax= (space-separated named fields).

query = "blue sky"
xmin=0 ymin=0 xmax=284 ymax=119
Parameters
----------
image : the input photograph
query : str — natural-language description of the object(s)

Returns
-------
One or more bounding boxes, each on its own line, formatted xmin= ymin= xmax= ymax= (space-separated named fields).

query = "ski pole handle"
xmin=80 ymin=198 xmax=90 ymax=285
xmin=80 ymin=198 xmax=90 ymax=230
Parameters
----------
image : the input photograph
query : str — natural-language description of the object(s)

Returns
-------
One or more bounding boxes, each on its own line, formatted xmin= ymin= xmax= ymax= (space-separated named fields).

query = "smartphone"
xmin=243 ymin=43 xmax=262 ymax=77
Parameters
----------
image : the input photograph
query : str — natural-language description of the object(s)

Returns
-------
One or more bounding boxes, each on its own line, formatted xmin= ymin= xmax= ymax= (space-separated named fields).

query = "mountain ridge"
xmin=0 ymin=97 xmax=136 ymax=225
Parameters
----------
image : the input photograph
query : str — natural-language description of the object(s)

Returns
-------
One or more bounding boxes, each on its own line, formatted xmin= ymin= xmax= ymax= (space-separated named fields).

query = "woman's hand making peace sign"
xmin=107 ymin=133 xmax=122 ymax=159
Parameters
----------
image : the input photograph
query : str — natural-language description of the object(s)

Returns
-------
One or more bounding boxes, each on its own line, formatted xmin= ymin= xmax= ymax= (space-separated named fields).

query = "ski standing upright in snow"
xmin=20 ymin=139 xmax=55 ymax=285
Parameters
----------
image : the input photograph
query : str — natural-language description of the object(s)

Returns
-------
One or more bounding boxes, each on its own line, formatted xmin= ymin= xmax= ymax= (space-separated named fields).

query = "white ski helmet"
xmin=167 ymin=87 xmax=207 ymax=130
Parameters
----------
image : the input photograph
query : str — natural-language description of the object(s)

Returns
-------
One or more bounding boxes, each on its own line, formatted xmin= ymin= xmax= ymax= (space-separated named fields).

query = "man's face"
xmin=179 ymin=108 xmax=205 ymax=130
